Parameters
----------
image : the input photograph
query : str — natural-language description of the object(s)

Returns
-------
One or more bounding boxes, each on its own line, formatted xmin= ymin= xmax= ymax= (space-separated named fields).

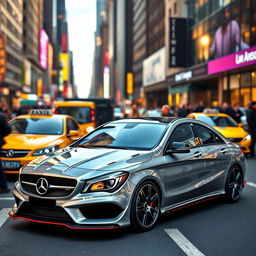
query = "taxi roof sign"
xmin=203 ymin=108 xmax=219 ymax=114
xmin=29 ymin=109 xmax=53 ymax=116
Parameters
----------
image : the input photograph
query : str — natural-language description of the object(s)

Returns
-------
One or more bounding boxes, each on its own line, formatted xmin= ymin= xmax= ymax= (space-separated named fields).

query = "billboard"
xmin=143 ymin=47 xmax=166 ymax=87
xmin=59 ymin=53 xmax=69 ymax=81
xmin=208 ymin=46 xmax=256 ymax=75
xmin=39 ymin=29 xmax=49 ymax=69
xmin=209 ymin=5 xmax=250 ymax=60
xmin=0 ymin=35 xmax=6 ymax=82
xmin=169 ymin=18 xmax=187 ymax=67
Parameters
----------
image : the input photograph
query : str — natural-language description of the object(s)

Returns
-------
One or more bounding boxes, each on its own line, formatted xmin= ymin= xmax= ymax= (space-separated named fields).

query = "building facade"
xmin=23 ymin=0 xmax=44 ymax=96
xmin=0 ymin=0 xmax=23 ymax=107
xmin=142 ymin=0 xmax=166 ymax=108
xmin=133 ymin=0 xmax=147 ymax=102
xmin=167 ymin=0 xmax=256 ymax=108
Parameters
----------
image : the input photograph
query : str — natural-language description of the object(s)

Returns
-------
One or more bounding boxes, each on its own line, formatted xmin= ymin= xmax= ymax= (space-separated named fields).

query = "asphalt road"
xmin=1 ymin=160 xmax=256 ymax=256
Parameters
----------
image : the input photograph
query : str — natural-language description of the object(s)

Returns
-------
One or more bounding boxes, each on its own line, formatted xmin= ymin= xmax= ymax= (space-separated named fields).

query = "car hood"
xmin=2 ymin=134 xmax=64 ymax=150
xmin=23 ymin=147 xmax=153 ymax=179
xmin=214 ymin=126 xmax=248 ymax=138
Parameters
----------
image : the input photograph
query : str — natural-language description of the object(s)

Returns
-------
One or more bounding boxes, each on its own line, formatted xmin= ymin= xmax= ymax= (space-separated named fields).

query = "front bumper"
xmin=10 ymin=180 xmax=134 ymax=229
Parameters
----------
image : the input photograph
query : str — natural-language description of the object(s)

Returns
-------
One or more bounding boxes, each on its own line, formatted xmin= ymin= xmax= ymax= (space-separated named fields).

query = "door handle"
xmin=221 ymin=148 xmax=227 ymax=154
xmin=194 ymin=151 xmax=203 ymax=158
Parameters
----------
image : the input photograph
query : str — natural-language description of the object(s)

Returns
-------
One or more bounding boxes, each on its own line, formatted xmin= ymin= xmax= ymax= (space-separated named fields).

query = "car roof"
xmin=111 ymin=117 xmax=179 ymax=124
xmin=189 ymin=112 xmax=229 ymax=117
xmin=54 ymin=101 xmax=95 ymax=107
xmin=12 ymin=114 xmax=69 ymax=120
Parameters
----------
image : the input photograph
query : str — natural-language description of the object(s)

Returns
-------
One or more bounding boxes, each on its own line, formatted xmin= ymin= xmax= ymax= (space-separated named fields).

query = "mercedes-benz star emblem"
xmin=36 ymin=178 xmax=49 ymax=195
xmin=6 ymin=150 xmax=14 ymax=158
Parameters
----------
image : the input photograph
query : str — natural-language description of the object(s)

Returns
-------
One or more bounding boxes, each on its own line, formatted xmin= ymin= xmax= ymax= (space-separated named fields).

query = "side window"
xmin=192 ymin=124 xmax=221 ymax=145
xmin=67 ymin=118 xmax=79 ymax=132
xmin=168 ymin=124 xmax=195 ymax=147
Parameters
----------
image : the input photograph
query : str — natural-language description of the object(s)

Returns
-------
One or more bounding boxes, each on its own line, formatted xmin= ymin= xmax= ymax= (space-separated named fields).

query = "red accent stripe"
xmin=9 ymin=215 xmax=120 ymax=230
xmin=244 ymin=180 xmax=247 ymax=187
xmin=164 ymin=195 xmax=222 ymax=214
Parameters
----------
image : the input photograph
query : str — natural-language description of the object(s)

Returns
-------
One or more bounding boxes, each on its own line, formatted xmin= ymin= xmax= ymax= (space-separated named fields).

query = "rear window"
xmin=9 ymin=118 xmax=63 ymax=135
xmin=57 ymin=107 xmax=91 ymax=124
xmin=198 ymin=115 xmax=238 ymax=127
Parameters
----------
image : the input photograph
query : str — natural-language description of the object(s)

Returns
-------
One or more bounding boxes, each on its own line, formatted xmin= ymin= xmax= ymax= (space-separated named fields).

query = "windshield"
xmin=10 ymin=118 xmax=63 ymax=135
xmin=198 ymin=116 xmax=238 ymax=127
xmin=77 ymin=122 xmax=167 ymax=150
xmin=57 ymin=107 xmax=91 ymax=124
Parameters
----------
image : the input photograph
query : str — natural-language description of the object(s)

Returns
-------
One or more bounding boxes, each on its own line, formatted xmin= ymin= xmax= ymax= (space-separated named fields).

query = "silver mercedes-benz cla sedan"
xmin=9 ymin=117 xmax=247 ymax=232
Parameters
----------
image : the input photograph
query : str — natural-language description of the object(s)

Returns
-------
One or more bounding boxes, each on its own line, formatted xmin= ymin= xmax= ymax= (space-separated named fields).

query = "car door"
xmin=163 ymin=123 xmax=205 ymax=206
xmin=192 ymin=123 xmax=231 ymax=194
xmin=66 ymin=118 xmax=81 ymax=144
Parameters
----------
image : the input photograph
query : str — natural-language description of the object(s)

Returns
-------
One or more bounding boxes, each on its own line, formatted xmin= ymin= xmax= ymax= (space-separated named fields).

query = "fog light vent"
xmin=80 ymin=203 xmax=123 ymax=219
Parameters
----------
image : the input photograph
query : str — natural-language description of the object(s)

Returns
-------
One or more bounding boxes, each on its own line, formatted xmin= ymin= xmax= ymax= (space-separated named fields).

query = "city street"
xmin=0 ymin=159 xmax=256 ymax=256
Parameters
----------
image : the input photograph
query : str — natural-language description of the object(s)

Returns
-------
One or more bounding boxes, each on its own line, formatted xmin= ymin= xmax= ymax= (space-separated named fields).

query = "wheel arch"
xmin=132 ymin=176 xmax=164 ymax=204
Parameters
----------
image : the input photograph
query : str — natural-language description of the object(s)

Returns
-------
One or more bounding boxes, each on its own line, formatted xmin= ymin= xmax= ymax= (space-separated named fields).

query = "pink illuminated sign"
xmin=39 ymin=29 xmax=49 ymax=69
xmin=208 ymin=46 xmax=256 ymax=75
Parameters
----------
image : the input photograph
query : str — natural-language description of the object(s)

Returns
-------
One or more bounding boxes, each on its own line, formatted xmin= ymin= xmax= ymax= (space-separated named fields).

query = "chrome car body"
xmin=10 ymin=117 xmax=247 ymax=231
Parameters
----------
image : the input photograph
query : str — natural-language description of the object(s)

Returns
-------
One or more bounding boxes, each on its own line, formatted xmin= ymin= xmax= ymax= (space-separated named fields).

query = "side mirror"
xmin=68 ymin=130 xmax=79 ymax=138
xmin=166 ymin=142 xmax=190 ymax=154
xmin=238 ymin=123 xmax=244 ymax=127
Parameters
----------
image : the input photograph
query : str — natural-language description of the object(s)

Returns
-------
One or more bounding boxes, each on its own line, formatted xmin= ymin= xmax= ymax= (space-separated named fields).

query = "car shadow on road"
xmin=159 ymin=196 xmax=225 ymax=225
xmin=9 ymin=221 xmax=134 ymax=241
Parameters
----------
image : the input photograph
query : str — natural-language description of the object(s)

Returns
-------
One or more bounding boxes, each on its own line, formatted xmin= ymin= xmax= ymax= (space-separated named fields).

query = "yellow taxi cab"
xmin=54 ymin=101 xmax=96 ymax=134
xmin=1 ymin=109 xmax=83 ymax=174
xmin=187 ymin=109 xmax=251 ymax=156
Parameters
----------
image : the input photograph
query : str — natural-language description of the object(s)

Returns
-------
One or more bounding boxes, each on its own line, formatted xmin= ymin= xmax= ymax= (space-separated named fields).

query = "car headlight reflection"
xmin=32 ymin=145 xmax=58 ymax=156
xmin=83 ymin=172 xmax=129 ymax=193
xmin=86 ymin=126 xmax=95 ymax=134
xmin=243 ymin=135 xmax=251 ymax=141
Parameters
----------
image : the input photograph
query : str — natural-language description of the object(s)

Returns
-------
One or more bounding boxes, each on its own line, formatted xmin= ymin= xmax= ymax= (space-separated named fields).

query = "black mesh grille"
xmin=80 ymin=203 xmax=124 ymax=219
xmin=18 ymin=200 xmax=73 ymax=222
xmin=229 ymin=138 xmax=243 ymax=143
xmin=20 ymin=174 xmax=77 ymax=197
xmin=0 ymin=150 xmax=30 ymax=158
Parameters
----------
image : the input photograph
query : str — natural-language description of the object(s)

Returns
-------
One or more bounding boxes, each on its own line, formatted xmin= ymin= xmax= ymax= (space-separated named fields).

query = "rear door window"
xmin=57 ymin=107 xmax=91 ymax=124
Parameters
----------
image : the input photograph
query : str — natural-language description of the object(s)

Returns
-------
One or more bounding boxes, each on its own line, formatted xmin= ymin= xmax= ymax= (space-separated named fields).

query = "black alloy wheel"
xmin=130 ymin=181 xmax=160 ymax=232
xmin=225 ymin=166 xmax=243 ymax=203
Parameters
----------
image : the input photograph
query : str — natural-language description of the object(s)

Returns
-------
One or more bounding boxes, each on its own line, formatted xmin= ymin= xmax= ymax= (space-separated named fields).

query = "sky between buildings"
xmin=66 ymin=0 xmax=96 ymax=97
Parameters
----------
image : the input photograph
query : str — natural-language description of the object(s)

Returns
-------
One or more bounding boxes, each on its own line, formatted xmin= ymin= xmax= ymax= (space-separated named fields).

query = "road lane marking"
xmin=0 ymin=208 xmax=11 ymax=228
xmin=247 ymin=182 xmax=256 ymax=189
xmin=0 ymin=197 xmax=13 ymax=200
xmin=165 ymin=228 xmax=205 ymax=256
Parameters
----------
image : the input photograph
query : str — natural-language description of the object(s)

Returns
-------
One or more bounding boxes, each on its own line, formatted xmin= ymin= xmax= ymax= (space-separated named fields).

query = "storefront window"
xmin=230 ymin=74 xmax=239 ymax=106
xmin=240 ymin=72 xmax=250 ymax=107
xmin=223 ymin=76 xmax=228 ymax=90
xmin=241 ymin=72 xmax=250 ymax=88
xmin=240 ymin=88 xmax=250 ymax=107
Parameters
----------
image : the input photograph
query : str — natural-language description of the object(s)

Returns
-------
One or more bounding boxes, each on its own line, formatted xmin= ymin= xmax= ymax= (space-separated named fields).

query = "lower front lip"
xmin=9 ymin=212 xmax=121 ymax=230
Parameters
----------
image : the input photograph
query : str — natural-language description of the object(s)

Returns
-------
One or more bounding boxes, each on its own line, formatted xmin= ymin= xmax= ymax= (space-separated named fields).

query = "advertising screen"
xmin=39 ymin=29 xmax=49 ymax=69
xmin=210 ymin=5 xmax=251 ymax=59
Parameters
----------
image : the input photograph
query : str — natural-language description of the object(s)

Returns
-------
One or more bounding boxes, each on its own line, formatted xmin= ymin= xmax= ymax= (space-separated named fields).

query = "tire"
xmin=225 ymin=166 xmax=243 ymax=203
xmin=130 ymin=181 xmax=161 ymax=232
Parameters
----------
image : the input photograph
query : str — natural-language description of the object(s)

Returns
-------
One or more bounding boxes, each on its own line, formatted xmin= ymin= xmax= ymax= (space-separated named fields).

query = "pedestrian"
xmin=0 ymin=111 xmax=11 ymax=193
xmin=194 ymin=101 xmax=205 ymax=112
xmin=231 ymin=104 xmax=243 ymax=124
xmin=246 ymin=101 xmax=256 ymax=158
xmin=178 ymin=105 xmax=189 ymax=117
xmin=220 ymin=102 xmax=233 ymax=116
xmin=130 ymin=103 xmax=140 ymax=118
xmin=161 ymin=105 xmax=174 ymax=117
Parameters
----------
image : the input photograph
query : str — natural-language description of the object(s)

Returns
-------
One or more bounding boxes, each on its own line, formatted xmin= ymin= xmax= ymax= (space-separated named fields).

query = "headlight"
xmin=32 ymin=145 xmax=58 ymax=156
xmin=244 ymin=135 xmax=251 ymax=141
xmin=82 ymin=172 xmax=129 ymax=193
xmin=86 ymin=126 xmax=95 ymax=133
